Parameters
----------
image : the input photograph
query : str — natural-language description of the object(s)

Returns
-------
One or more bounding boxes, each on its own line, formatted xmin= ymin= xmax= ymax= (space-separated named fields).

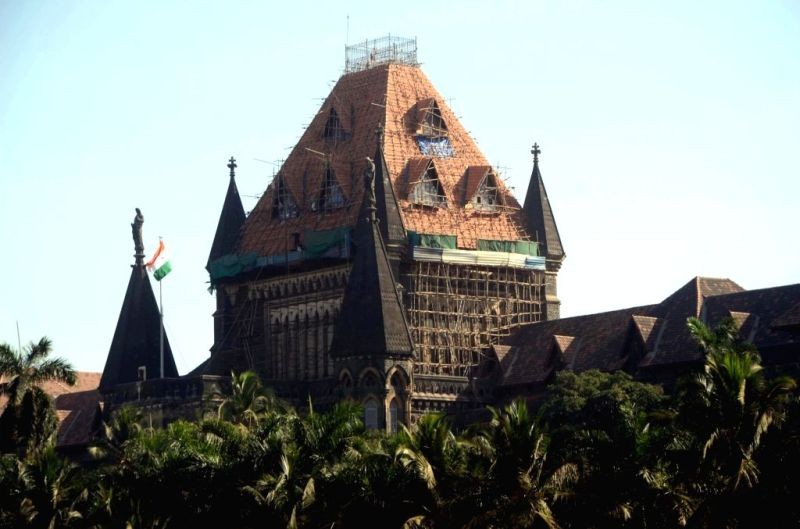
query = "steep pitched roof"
xmin=329 ymin=167 xmax=414 ymax=358
xmin=496 ymin=278 xmax=800 ymax=387
xmin=99 ymin=264 xmax=179 ymax=393
xmin=237 ymin=63 xmax=528 ymax=258
xmin=207 ymin=158 xmax=246 ymax=269
xmin=522 ymin=146 xmax=563 ymax=260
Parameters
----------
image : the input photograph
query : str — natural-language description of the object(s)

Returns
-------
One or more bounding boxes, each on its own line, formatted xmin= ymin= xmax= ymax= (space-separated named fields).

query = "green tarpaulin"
xmin=408 ymin=231 xmax=457 ymax=249
xmin=476 ymin=239 xmax=539 ymax=256
xmin=304 ymin=227 xmax=350 ymax=257
xmin=208 ymin=252 xmax=258 ymax=281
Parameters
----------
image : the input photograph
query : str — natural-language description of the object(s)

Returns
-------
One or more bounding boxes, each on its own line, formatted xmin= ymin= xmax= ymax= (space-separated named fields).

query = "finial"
xmin=131 ymin=208 xmax=145 ymax=266
xmin=364 ymin=157 xmax=377 ymax=221
xmin=375 ymin=123 xmax=384 ymax=144
xmin=531 ymin=143 xmax=541 ymax=165
xmin=227 ymin=156 xmax=237 ymax=177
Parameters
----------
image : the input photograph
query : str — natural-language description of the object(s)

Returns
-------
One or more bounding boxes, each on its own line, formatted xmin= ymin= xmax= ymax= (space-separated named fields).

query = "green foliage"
xmin=0 ymin=337 xmax=75 ymax=457
xmin=0 ymin=332 xmax=797 ymax=529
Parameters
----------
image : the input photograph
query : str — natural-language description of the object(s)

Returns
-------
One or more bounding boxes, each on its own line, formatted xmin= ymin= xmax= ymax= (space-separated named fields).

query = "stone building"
xmin=91 ymin=36 xmax=799 ymax=436
xmin=200 ymin=36 xmax=563 ymax=430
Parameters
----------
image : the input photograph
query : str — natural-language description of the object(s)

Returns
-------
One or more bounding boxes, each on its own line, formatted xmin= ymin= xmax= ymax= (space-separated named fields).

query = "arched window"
xmin=364 ymin=398 xmax=379 ymax=430
xmin=389 ymin=399 xmax=400 ymax=434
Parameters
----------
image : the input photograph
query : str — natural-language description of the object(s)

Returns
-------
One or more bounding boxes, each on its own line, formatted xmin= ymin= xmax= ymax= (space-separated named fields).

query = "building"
xmin=90 ymin=36 xmax=800 ymax=436
xmin=201 ymin=36 xmax=563 ymax=429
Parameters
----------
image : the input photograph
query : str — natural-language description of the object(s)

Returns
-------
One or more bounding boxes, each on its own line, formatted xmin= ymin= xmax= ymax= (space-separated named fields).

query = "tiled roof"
xmin=773 ymin=301 xmax=800 ymax=331
xmin=497 ymin=278 xmax=800 ymax=387
xmin=237 ymin=64 xmax=529 ymax=257
xmin=0 ymin=372 xmax=101 ymax=448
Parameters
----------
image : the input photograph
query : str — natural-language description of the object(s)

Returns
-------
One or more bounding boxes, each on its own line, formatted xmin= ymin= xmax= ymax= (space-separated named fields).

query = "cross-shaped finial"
xmin=375 ymin=123 xmax=384 ymax=143
xmin=227 ymin=156 xmax=237 ymax=177
xmin=531 ymin=143 xmax=541 ymax=165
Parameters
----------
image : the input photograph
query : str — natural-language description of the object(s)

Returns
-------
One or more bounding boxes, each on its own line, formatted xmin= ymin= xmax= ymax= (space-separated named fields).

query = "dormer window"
xmin=464 ymin=166 xmax=504 ymax=212
xmin=315 ymin=165 xmax=346 ymax=212
xmin=408 ymin=160 xmax=447 ymax=208
xmin=271 ymin=175 xmax=299 ymax=220
xmin=323 ymin=108 xmax=349 ymax=143
xmin=415 ymin=98 xmax=454 ymax=157
xmin=416 ymin=99 xmax=447 ymax=138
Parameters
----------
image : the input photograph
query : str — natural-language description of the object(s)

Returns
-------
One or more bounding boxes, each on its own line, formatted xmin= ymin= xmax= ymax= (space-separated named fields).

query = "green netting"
xmin=304 ymin=227 xmax=350 ymax=257
xmin=208 ymin=252 xmax=257 ymax=281
xmin=408 ymin=231 xmax=457 ymax=249
xmin=477 ymin=239 xmax=539 ymax=256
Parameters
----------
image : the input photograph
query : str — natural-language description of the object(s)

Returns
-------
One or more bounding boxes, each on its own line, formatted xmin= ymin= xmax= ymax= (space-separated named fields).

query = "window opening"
xmin=323 ymin=108 xmax=348 ymax=143
xmin=389 ymin=399 xmax=400 ymax=433
xmin=472 ymin=171 xmax=503 ymax=212
xmin=410 ymin=162 xmax=447 ymax=208
xmin=316 ymin=165 xmax=346 ymax=211
xmin=271 ymin=176 xmax=299 ymax=220
xmin=364 ymin=399 xmax=379 ymax=430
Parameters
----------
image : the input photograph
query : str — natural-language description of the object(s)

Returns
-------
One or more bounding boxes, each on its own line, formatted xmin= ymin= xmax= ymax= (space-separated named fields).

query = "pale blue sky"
xmin=1 ymin=1 xmax=798 ymax=373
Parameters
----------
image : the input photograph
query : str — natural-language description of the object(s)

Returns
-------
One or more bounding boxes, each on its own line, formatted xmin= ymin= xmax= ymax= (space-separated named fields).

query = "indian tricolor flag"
xmin=146 ymin=240 xmax=172 ymax=281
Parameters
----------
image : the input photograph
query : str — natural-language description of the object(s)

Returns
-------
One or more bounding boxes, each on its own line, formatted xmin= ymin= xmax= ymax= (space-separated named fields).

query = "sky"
xmin=1 ymin=0 xmax=798 ymax=374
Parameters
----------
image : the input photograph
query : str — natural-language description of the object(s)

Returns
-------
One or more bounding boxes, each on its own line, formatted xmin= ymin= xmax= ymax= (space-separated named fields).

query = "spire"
xmin=207 ymin=156 xmax=246 ymax=270
xmin=100 ymin=214 xmax=179 ymax=393
xmin=329 ymin=160 xmax=414 ymax=358
xmin=522 ymin=143 xmax=564 ymax=262
xmin=373 ymin=124 xmax=407 ymax=250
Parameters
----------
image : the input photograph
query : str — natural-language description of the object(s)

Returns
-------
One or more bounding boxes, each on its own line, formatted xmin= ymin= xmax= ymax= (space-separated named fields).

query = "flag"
xmin=146 ymin=239 xmax=172 ymax=281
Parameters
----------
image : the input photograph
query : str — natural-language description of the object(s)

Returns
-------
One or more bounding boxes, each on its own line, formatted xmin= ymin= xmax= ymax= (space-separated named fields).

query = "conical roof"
xmin=207 ymin=157 xmax=246 ymax=269
xmin=329 ymin=165 xmax=414 ymax=358
xmin=237 ymin=63 xmax=529 ymax=258
xmin=99 ymin=264 xmax=179 ymax=393
xmin=522 ymin=145 xmax=564 ymax=260
xmin=373 ymin=126 xmax=407 ymax=250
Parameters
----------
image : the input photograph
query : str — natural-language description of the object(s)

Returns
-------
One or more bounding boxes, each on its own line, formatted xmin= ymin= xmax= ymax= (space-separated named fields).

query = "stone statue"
xmin=364 ymin=157 xmax=377 ymax=214
xmin=131 ymin=208 xmax=144 ymax=257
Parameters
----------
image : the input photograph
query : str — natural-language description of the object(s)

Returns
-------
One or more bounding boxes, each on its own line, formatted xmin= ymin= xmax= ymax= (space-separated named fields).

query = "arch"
xmin=358 ymin=367 xmax=383 ymax=388
xmin=386 ymin=365 xmax=410 ymax=390
xmin=338 ymin=368 xmax=353 ymax=388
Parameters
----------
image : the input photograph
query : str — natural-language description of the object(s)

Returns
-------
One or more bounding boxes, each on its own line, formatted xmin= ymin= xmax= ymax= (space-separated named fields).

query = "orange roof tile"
xmin=238 ymin=63 xmax=528 ymax=257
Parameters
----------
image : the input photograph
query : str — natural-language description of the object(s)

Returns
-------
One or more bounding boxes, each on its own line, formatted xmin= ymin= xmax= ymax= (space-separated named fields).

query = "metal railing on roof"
xmin=345 ymin=35 xmax=418 ymax=73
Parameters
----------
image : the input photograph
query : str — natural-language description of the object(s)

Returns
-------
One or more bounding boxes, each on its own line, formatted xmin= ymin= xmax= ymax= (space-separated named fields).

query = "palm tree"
xmin=469 ymin=399 xmax=573 ymax=529
xmin=681 ymin=317 xmax=797 ymax=527
xmin=218 ymin=370 xmax=281 ymax=426
xmin=0 ymin=337 xmax=76 ymax=454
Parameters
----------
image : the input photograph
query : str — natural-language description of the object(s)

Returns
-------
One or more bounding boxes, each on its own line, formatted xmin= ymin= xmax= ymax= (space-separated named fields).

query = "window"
xmin=271 ymin=176 xmax=299 ymax=220
xmin=416 ymin=99 xmax=454 ymax=157
xmin=323 ymin=108 xmax=348 ymax=143
xmin=409 ymin=162 xmax=447 ymax=208
xmin=472 ymin=172 xmax=503 ymax=212
xmin=389 ymin=399 xmax=400 ymax=434
xmin=364 ymin=399 xmax=379 ymax=430
xmin=315 ymin=165 xmax=346 ymax=211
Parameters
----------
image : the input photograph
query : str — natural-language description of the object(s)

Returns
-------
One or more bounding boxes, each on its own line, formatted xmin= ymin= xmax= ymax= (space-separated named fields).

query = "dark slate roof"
xmin=207 ymin=167 xmax=246 ymax=269
xmin=329 ymin=168 xmax=414 ymax=358
xmin=373 ymin=129 xmax=407 ymax=249
xmin=497 ymin=277 xmax=799 ymax=388
xmin=522 ymin=152 xmax=563 ymax=260
xmin=99 ymin=264 xmax=179 ymax=393
xmin=773 ymin=301 xmax=800 ymax=331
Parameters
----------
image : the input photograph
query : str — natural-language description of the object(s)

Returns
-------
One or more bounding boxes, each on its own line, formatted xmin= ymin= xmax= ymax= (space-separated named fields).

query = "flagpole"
xmin=159 ymin=269 xmax=164 ymax=379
